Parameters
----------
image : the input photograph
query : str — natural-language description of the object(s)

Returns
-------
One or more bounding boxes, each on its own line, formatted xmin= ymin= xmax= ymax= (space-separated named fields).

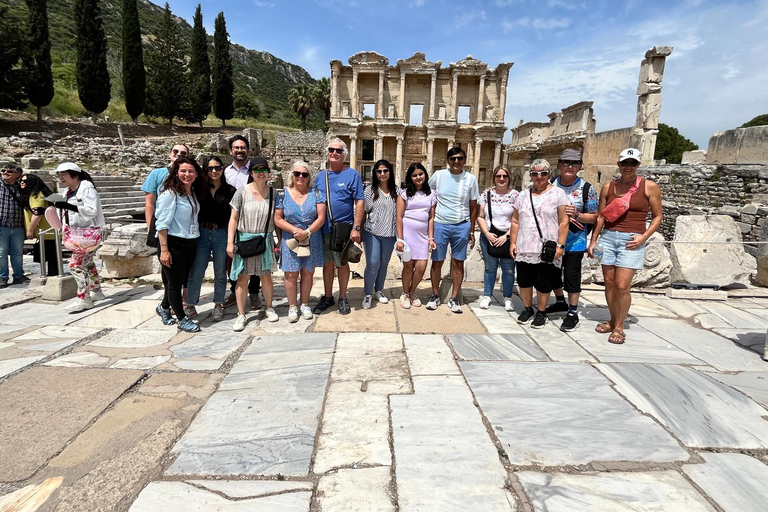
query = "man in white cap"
xmin=0 ymin=163 xmax=28 ymax=287
xmin=545 ymin=148 xmax=598 ymax=331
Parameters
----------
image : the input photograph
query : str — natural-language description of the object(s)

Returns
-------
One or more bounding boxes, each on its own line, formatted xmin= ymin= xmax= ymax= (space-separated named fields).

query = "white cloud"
xmin=455 ymin=10 xmax=487 ymax=29
xmin=547 ymin=0 xmax=583 ymax=10
xmin=502 ymin=16 xmax=572 ymax=32
xmin=253 ymin=0 xmax=274 ymax=6
xmin=413 ymin=0 xmax=427 ymax=6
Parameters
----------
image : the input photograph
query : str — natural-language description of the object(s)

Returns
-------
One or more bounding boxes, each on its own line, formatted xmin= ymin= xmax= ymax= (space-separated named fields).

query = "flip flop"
xmin=608 ymin=330 xmax=626 ymax=344
xmin=595 ymin=321 xmax=613 ymax=333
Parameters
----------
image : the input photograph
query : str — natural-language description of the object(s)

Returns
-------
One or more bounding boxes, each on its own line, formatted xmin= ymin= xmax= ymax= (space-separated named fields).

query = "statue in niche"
xmin=342 ymin=102 xmax=350 ymax=117
xmin=485 ymin=106 xmax=496 ymax=122
xmin=388 ymin=104 xmax=396 ymax=118
xmin=438 ymin=104 xmax=446 ymax=120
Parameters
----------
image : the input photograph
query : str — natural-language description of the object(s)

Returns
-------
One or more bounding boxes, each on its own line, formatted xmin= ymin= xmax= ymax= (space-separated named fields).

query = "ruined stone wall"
xmin=706 ymin=126 xmax=768 ymax=165
xmin=274 ymin=130 xmax=327 ymax=184
xmin=581 ymin=127 xmax=634 ymax=186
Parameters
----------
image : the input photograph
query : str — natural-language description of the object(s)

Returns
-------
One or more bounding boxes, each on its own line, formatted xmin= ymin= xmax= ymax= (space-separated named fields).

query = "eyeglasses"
xmin=171 ymin=149 xmax=188 ymax=156
xmin=376 ymin=169 xmax=390 ymax=174
xmin=495 ymin=174 xmax=509 ymax=179
xmin=328 ymin=147 xmax=344 ymax=154
xmin=620 ymin=160 xmax=640 ymax=167
xmin=252 ymin=167 xmax=270 ymax=173
xmin=207 ymin=165 xmax=223 ymax=172
xmin=231 ymin=145 xmax=248 ymax=151
xmin=530 ymin=171 xmax=549 ymax=177
xmin=449 ymin=156 xmax=465 ymax=162
xmin=19 ymin=178 xmax=28 ymax=182
xmin=559 ymin=160 xmax=582 ymax=167
xmin=293 ymin=171 xmax=310 ymax=178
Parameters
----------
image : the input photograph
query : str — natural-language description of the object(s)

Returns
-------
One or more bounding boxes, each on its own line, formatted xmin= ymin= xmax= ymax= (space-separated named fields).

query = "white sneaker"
xmin=375 ymin=291 xmax=389 ymax=304
xmin=90 ymin=290 xmax=106 ymax=301
xmin=212 ymin=304 xmax=224 ymax=322
xmin=265 ymin=307 xmax=279 ymax=322
xmin=300 ymin=304 xmax=313 ymax=320
xmin=479 ymin=296 xmax=492 ymax=309
xmin=400 ymin=293 xmax=411 ymax=309
xmin=66 ymin=297 xmax=94 ymax=313
xmin=288 ymin=306 xmax=299 ymax=323
xmin=410 ymin=294 xmax=421 ymax=307
xmin=362 ymin=294 xmax=372 ymax=310
xmin=233 ymin=314 xmax=247 ymax=332
xmin=504 ymin=297 xmax=515 ymax=312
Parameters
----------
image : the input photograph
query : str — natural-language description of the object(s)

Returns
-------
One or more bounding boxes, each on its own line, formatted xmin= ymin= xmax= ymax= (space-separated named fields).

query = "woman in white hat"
xmin=52 ymin=162 xmax=105 ymax=313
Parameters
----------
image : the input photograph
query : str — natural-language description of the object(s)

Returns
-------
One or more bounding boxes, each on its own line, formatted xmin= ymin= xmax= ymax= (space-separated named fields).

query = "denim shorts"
xmin=433 ymin=221 xmax=470 ymax=261
xmin=600 ymin=229 xmax=646 ymax=270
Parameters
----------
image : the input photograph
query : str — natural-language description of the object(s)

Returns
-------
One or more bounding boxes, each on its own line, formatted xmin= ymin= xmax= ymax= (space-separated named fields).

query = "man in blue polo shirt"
xmin=141 ymin=143 xmax=190 ymax=231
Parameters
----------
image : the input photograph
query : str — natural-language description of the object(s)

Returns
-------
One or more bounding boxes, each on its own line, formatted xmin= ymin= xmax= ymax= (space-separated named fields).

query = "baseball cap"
xmin=51 ymin=162 xmax=82 ymax=174
xmin=618 ymin=148 xmax=642 ymax=162
xmin=559 ymin=148 xmax=582 ymax=161
xmin=251 ymin=156 xmax=269 ymax=169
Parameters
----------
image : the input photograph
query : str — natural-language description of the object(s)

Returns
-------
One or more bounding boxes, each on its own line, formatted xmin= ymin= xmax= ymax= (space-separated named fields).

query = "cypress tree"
xmin=212 ymin=12 xmax=234 ymax=127
xmin=74 ymin=0 xmax=111 ymax=120
xmin=24 ymin=0 xmax=54 ymax=122
xmin=144 ymin=3 xmax=187 ymax=125
xmin=0 ymin=6 xmax=27 ymax=110
xmin=184 ymin=4 xmax=211 ymax=127
xmin=122 ymin=0 xmax=145 ymax=123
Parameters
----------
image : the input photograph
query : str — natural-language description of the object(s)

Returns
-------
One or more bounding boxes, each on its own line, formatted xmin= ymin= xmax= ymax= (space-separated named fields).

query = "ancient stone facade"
xmin=328 ymin=52 xmax=512 ymax=187
xmin=274 ymin=130 xmax=327 ymax=185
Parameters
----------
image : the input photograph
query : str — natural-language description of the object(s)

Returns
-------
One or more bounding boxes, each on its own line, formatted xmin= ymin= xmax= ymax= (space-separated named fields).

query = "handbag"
xmin=146 ymin=215 xmax=159 ymax=248
xmin=235 ymin=187 xmax=273 ymax=258
xmin=485 ymin=190 xmax=511 ymax=259
xmin=602 ymin=177 xmax=641 ymax=223
xmin=529 ymin=188 xmax=558 ymax=264
xmin=325 ymin=170 xmax=353 ymax=252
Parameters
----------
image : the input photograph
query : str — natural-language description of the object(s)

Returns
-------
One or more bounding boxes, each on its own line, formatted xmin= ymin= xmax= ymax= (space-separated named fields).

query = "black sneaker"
xmin=338 ymin=297 xmax=351 ymax=315
xmin=313 ymin=295 xmax=335 ymax=314
xmin=517 ymin=308 xmax=535 ymax=324
xmin=545 ymin=301 xmax=569 ymax=314
xmin=156 ymin=304 xmax=176 ymax=325
xmin=560 ymin=312 xmax=579 ymax=332
xmin=11 ymin=275 xmax=31 ymax=285
xmin=531 ymin=311 xmax=548 ymax=329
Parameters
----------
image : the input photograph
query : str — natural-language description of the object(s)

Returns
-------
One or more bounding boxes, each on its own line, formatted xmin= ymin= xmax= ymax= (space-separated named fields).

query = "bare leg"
xmin=602 ymin=265 xmax=617 ymax=328
xmin=261 ymin=274 xmax=274 ymax=308
xmin=612 ymin=267 xmax=637 ymax=331
xmin=536 ymin=290 xmax=551 ymax=311
xmin=284 ymin=272 xmax=298 ymax=307
xmin=299 ymin=269 xmax=314 ymax=304
xmin=401 ymin=260 xmax=415 ymax=294
xmin=451 ymin=258 xmax=464 ymax=298
xmin=410 ymin=260 xmax=428 ymax=294
xmin=519 ymin=287 xmax=533 ymax=308
xmin=567 ymin=292 xmax=580 ymax=307
xmin=430 ymin=260 xmax=444 ymax=295
xmin=322 ymin=262 xmax=334 ymax=297
xmin=337 ymin=264 xmax=350 ymax=298
xmin=236 ymin=274 xmax=250 ymax=315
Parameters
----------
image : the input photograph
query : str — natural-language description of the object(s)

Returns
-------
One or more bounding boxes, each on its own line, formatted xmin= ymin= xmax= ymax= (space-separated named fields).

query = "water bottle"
xmin=593 ymin=241 xmax=604 ymax=262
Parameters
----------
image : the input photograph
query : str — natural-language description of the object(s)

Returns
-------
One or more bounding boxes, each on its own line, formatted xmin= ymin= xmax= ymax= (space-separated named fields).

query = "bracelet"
xmin=428 ymin=237 xmax=434 ymax=241
xmin=160 ymin=244 xmax=168 ymax=247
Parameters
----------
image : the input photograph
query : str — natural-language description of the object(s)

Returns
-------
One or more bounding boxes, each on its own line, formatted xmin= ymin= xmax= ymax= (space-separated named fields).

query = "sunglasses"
xmin=293 ymin=171 xmax=310 ymax=178
xmin=495 ymin=174 xmax=509 ymax=179
xmin=252 ymin=167 xmax=270 ymax=174
xmin=559 ymin=160 xmax=582 ymax=167
xmin=231 ymin=146 xmax=248 ymax=151
xmin=449 ymin=156 xmax=465 ymax=162
xmin=530 ymin=171 xmax=550 ymax=177
xmin=1 ymin=168 xmax=19 ymax=174
xmin=328 ymin=147 xmax=344 ymax=154
xmin=376 ymin=169 xmax=390 ymax=174
xmin=620 ymin=160 xmax=640 ymax=167
xmin=171 ymin=149 xmax=188 ymax=156
xmin=207 ymin=165 xmax=223 ymax=172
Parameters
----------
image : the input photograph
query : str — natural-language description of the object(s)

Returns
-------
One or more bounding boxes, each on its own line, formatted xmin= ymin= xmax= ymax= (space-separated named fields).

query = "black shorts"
xmin=552 ymin=251 xmax=585 ymax=293
xmin=516 ymin=261 xmax=559 ymax=294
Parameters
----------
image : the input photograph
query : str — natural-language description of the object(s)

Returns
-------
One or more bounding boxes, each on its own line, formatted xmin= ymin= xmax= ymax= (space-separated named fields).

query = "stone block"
xmin=741 ymin=204 xmax=758 ymax=215
xmin=100 ymin=256 xmax=155 ymax=279
xmin=21 ymin=156 xmax=45 ymax=169
xmin=669 ymin=215 xmax=756 ymax=287
xmin=756 ymin=253 xmax=768 ymax=287
xmin=737 ymin=221 xmax=752 ymax=234
xmin=41 ymin=275 xmax=77 ymax=301
xmin=707 ymin=126 xmax=768 ymax=165
xmin=635 ymin=93 xmax=662 ymax=130
xmin=208 ymin=134 xmax=228 ymax=153
xmin=665 ymin=289 xmax=728 ymax=300
xmin=242 ymin=128 xmax=263 ymax=153
xmin=681 ymin=150 xmax=706 ymax=165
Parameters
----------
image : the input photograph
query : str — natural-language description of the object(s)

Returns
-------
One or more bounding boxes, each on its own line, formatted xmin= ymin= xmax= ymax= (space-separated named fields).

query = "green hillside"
xmin=0 ymin=0 xmax=325 ymax=129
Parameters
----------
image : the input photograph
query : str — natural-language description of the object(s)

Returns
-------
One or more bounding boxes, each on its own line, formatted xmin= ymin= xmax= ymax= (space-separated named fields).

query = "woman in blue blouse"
xmin=155 ymin=157 xmax=204 ymax=333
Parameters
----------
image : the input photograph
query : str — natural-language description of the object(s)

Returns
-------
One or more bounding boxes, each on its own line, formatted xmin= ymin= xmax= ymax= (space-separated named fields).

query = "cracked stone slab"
xmin=110 ymin=355 xmax=171 ymax=369
xmin=43 ymin=351 xmax=110 ymax=368
xmin=461 ymin=362 xmax=688 ymax=465
xmin=469 ymin=304 xmax=528 ymax=335
xmin=703 ymin=370 xmax=768 ymax=409
xmin=520 ymin=323 xmax=595 ymax=363
xmin=170 ymin=331 xmax=248 ymax=360
xmin=88 ymin=329 xmax=175 ymax=348
xmin=0 ymin=297 xmax=128 ymax=326
xmin=129 ymin=481 xmax=311 ymax=511
xmin=71 ymin=299 xmax=164 ymax=329
xmin=186 ymin=479 xmax=313 ymax=497
xmin=682 ymin=452 xmax=768 ymax=512
xmin=0 ymin=355 xmax=46 ymax=378
xmin=517 ymin=470 xmax=716 ymax=511
xmin=448 ymin=333 xmax=549 ymax=361
xmin=316 ymin=467 xmax=394 ymax=511
xmin=599 ymin=363 xmax=768 ymax=449
xmin=402 ymin=334 xmax=460 ymax=378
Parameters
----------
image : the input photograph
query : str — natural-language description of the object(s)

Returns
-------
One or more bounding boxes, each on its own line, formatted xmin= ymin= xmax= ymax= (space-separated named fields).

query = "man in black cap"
xmin=546 ymin=148 xmax=598 ymax=331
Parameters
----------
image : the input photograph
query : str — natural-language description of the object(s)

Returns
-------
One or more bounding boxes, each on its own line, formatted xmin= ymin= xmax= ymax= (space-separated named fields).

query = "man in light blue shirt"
xmin=141 ymin=143 xmax=189 ymax=231
xmin=426 ymin=147 xmax=479 ymax=314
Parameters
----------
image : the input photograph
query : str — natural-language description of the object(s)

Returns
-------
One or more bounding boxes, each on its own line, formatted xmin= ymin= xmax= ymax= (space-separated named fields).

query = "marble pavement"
xmin=0 ymin=277 xmax=768 ymax=511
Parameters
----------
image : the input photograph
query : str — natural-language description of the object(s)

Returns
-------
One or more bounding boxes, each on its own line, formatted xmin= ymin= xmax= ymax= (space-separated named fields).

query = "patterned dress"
xmin=230 ymin=187 xmax=277 ymax=276
xmin=276 ymin=189 xmax=326 ymax=272
xmin=513 ymin=186 xmax=570 ymax=268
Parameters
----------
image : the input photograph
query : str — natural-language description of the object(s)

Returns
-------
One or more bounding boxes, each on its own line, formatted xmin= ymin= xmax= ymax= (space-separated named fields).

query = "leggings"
xmin=69 ymin=249 xmax=101 ymax=300
xmin=160 ymin=235 xmax=197 ymax=320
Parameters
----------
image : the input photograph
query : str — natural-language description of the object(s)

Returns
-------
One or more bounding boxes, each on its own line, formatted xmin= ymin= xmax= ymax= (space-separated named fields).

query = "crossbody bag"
xmin=325 ymin=171 xmax=353 ymax=252
xmin=235 ymin=187 xmax=273 ymax=258
xmin=530 ymin=188 xmax=557 ymax=264
xmin=485 ymin=190 xmax=511 ymax=259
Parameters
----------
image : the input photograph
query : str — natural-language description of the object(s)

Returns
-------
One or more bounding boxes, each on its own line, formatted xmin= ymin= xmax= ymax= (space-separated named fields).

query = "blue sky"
xmin=167 ymin=0 xmax=768 ymax=148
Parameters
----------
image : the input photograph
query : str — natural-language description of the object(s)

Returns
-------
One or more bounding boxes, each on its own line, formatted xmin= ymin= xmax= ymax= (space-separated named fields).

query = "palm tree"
xmin=314 ymin=77 xmax=331 ymax=122
xmin=288 ymin=84 xmax=313 ymax=131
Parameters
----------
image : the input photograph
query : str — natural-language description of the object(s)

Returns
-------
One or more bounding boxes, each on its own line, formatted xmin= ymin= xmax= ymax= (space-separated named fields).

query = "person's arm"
xmin=77 ymin=186 xmax=100 ymax=220
xmin=476 ymin=202 xmax=493 ymax=242
xmin=509 ymin=208 xmax=519 ymax=259
xmin=226 ymin=209 xmax=239 ymax=259
xmin=587 ymin=183 xmax=610 ymax=258
xmin=428 ymin=203 xmax=436 ymax=251
xmin=469 ymin=199 xmax=478 ymax=249
xmin=145 ymin=193 xmax=157 ymax=229
xmin=27 ymin=214 xmax=42 ymax=239
xmin=627 ymin=180 xmax=663 ymax=250
xmin=158 ymin=229 xmax=171 ymax=267
xmin=351 ymin=199 xmax=364 ymax=243
xmin=395 ymin=195 xmax=406 ymax=252
xmin=556 ymin=205 xmax=568 ymax=260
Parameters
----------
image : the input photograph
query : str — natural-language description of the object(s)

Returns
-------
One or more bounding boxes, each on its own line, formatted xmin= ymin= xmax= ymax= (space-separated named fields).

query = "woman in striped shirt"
xmin=362 ymin=159 xmax=398 ymax=310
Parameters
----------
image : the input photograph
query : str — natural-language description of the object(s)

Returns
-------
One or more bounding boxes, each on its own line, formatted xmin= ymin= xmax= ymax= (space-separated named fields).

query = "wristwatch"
xmin=354 ymin=225 xmax=362 ymax=232
xmin=557 ymin=243 xmax=565 ymax=249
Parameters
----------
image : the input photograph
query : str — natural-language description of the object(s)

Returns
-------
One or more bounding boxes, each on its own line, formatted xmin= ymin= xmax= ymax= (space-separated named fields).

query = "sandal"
xmin=608 ymin=330 xmax=626 ymax=345
xmin=595 ymin=321 xmax=613 ymax=334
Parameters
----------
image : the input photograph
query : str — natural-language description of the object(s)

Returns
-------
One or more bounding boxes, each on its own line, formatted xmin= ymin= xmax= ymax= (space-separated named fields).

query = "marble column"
xmin=492 ymin=141 xmax=501 ymax=171
xmin=331 ymin=67 xmax=339 ymax=118
xmin=377 ymin=71 xmax=385 ymax=119
xmin=375 ymin=136 xmax=383 ymax=161
xmin=399 ymin=72 xmax=406 ymax=121
xmin=395 ymin=137 xmax=404 ymax=183
xmin=352 ymin=70 xmax=359 ymax=119
xmin=476 ymin=75 xmax=486 ymax=123
xmin=498 ymin=78 xmax=507 ymax=123
xmin=350 ymin=137 xmax=358 ymax=170
xmin=450 ymin=72 xmax=458 ymax=120
xmin=473 ymin=138 xmax=483 ymax=177
xmin=426 ymin=137 xmax=435 ymax=171
xmin=429 ymin=72 xmax=437 ymax=120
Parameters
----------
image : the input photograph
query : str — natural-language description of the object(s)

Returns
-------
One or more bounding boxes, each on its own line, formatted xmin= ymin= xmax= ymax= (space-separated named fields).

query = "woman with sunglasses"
xmin=185 ymin=156 xmax=236 ymax=322
xmin=477 ymin=165 xmax=519 ymax=311
xmin=274 ymin=161 xmax=327 ymax=322
xmin=19 ymin=173 xmax=57 ymax=278
xmin=227 ymin=161 xmax=278 ymax=331
xmin=509 ymin=159 xmax=569 ymax=328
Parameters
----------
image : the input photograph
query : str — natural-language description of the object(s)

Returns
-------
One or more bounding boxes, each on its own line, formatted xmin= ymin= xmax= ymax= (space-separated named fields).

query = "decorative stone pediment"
xmin=396 ymin=52 xmax=441 ymax=71
xmin=348 ymin=51 xmax=389 ymax=67
xmin=451 ymin=55 xmax=488 ymax=73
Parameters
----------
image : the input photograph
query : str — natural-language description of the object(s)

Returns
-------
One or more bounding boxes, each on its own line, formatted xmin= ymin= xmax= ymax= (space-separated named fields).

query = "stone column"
xmin=377 ymin=71 xmax=385 ymax=118
xmin=399 ymin=72 xmax=406 ymax=121
xmin=450 ymin=71 xmax=458 ymax=120
xmin=395 ymin=136 xmax=404 ymax=183
xmin=350 ymin=136 xmax=358 ymax=170
xmin=331 ymin=66 xmax=339 ymax=118
xmin=498 ymin=77 xmax=508 ymax=122
xmin=426 ymin=137 xmax=435 ymax=171
xmin=375 ymin=136 xmax=383 ymax=161
xmin=429 ymin=72 xmax=437 ymax=119
xmin=352 ymin=70 xmax=359 ymax=119
xmin=631 ymin=46 xmax=673 ymax=166
xmin=492 ymin=140 xmax=501 ymax=171
xmin=476 ymin=75 xmax=486 ymax=123
xmin=473 ymin=138 xmax=483 ymax=177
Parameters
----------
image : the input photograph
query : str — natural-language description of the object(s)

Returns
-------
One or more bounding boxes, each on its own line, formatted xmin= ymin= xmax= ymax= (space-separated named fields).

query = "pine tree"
xmin=288 ymin=84 xmax=313 ymax=131
xmin=184 ymin=4 xmax=211 ymax=127
xmin=0 ymin=6 xmax=27 ymax=110
xmin=313 ymin=77 xmax=331 ymax=122
xmin=74 ymin=0 xmax=111 ymax=120
xmin=212 ymin=12 xmax=234 ymax=127
xmin=23 ymin=0 xmax=54 ymax=122
xmin=122 ymin=0 xmax=145 ymax=123
xmin=145 ymin=3 xmax=187 ymax=125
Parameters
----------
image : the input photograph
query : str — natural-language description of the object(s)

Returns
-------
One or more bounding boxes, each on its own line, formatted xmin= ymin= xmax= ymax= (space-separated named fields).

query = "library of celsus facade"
xmin=328 ymin=52 xmax=513 ymax=187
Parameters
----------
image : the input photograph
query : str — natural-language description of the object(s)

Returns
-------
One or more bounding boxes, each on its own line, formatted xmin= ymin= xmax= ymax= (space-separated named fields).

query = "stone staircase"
xmin=57 ymin=175 xmax=146 ymax=222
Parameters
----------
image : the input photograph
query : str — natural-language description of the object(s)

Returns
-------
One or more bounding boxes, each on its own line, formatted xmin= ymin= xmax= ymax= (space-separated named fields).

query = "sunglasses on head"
xmin=449 ymin=156 xmax=465 ymax=162
xmin=293 ymin=171 xmax=309 ymax=178
xmin=207 ymin=165 xmax=223 ymax=172
xmin=530 ymin=171 xmax=549 ymax=177
xmin=328 ymin=147 xmax=344 ymax=154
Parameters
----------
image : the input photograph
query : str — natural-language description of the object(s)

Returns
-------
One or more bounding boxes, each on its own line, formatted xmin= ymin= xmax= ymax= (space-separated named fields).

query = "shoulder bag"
xmin=485 ymin=190 xmax=511 ymax=259
xmin=235 ymin=187 xmax=273 ymax=258
xmin=326 ymin=170 xmax=353 ymax=252
xmin=602 ymin=177 xmax=641 ymax=223
xmin=530 ymin=188 xmax=557 ymax=263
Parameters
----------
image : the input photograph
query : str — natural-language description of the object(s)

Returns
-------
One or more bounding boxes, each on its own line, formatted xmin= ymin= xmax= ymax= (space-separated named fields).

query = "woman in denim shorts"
xmin=588 ymin=148 xmax=662 ymax=345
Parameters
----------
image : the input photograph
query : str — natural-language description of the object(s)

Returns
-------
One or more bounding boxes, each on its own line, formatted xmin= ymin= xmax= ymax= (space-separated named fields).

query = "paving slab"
xmin=70 ymin=299 xmax=162 ymax=329
xmin=0 ymin=366 xmax=143 ymax=481
xmin=682 ymin=453 xmax=768 ymax=512
xmin=88 ymin=329 xmax=175 ymax=348
xmin=516 ymin=470 xmax=716 ymax=511
xmin=641 ymin=318 xmax=768 ymax=371
xmin=698 ymin=302 xmax=768 ymax=329
xmin=0 ymin=355 xmax=46 ymax=379
xmin=43 ymin=351 xmax=109 ymax=368
xmin=394 ymin=300 xmax=486 ymax=334
xmin=109 ymin=355 xmax=172 ymax=369
xmin=647 ymin=296 xmax=710 ymax=318
xmin=599 ymin=363 xmax=768 ymax=448
xmin=314 ymin=289 xmax=398 ymax=333
xmin=129 ymin=481 xmax=312 ymax=511
xmin=0 ymin=296 xmax=129 ymax=327
xmin=468 ymin=304 xmax=528 ymax=335
xmin=187 ymin=479 xmax=314 ymax=496
xmin=520 ymin=323 xmax=595 ymax=363
xmin=462 ymin=362 xmax=688 ymax=465
xmin=391 ymin=375 xmax=517 ymax=511
xmin=169 ymin=331 xmax=249 ymax=360
xmin=448 ymin=334 xmax=549 ymax=361
xmin=316 ymin=467 xmax=394 ymax=512
xmin=703 ymin=370 xmax=768 ymax=408
xmin=708 ymin=328 xmax=765 ymax=353
xmin=166 ymin=333 xmax=335 ymax=477
xmin=402 ymin=334 xmax=461 ymax=377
